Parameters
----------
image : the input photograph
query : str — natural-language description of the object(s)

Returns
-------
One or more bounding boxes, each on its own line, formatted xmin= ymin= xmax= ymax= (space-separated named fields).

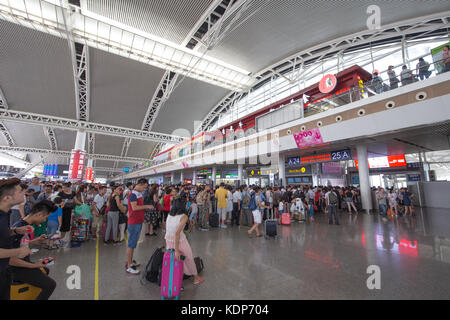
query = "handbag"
xmin=99 ymin=204 xmax=107 ymax=216
xmin=74 ymin=204 xmax=92 ymax=219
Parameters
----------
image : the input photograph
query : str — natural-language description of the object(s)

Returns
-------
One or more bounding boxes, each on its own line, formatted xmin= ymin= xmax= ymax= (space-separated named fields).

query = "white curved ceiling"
xmin=0 ymin=0 xmax=449 ymax=177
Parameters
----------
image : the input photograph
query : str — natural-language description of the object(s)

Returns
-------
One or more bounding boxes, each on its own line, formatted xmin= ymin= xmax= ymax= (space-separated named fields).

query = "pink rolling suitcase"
xmin=281 ymin=212 xmax=291 ymax=225
xmin=161 ymin=249 xmax=184 ymax=300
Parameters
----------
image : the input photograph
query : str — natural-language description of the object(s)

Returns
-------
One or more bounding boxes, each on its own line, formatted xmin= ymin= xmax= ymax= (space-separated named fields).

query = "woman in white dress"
xmin=388 ymin=189 xmax=398 ymax=217
xmin=165 ymin=198 xmax=204 ymax=286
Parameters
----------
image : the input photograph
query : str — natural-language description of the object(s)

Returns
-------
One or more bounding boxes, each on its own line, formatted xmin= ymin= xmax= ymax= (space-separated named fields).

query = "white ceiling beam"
xmin=0 ymin=86 xmax=9 ymax=110
xmin=0 ymin=145 xmax=148 ymax=163
xmin=0 ymin=109 xmax=186 ymax=144
xmin=43 ymin=126 xmax=58 ymax=150
xmin=255 ymin=11 xmax=450 ymax=82
xmin=144 ymin=0 xmax=244 ymax=161
xmin=0 ymin=0 xmax=253 ymax=92
xmin=14 ymin=154 xmax=50 ymax=178
xmin=0 ymin=87 xmax=16 ymax=148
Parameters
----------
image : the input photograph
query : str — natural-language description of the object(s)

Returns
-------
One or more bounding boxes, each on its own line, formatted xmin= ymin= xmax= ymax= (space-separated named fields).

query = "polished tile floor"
xmin=32 ymin=207 xmax=450 ymax=300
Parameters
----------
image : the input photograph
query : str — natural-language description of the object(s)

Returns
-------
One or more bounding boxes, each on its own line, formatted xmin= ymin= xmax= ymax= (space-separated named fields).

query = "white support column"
xmin=238 ymin=164 xmax=244 ymax=186
xmin=87 ymin=159 xmax=93 ymax=168
xmin=357 ymin=144 xmax=373 ymax=214
xmin=278 ymin=154 xmax=286 ymax=187
xmin=212 ymin=166 xmax=217 ymax=188
xmin=192 ymin=170 xmax=197 ymax=186
xmin=180 ymin=171 xmax=184 ymax=185
xmin=171 ymin=172 xmax=175 ymax=185
xmin=74 ymin=130 xmax=86 ymax=151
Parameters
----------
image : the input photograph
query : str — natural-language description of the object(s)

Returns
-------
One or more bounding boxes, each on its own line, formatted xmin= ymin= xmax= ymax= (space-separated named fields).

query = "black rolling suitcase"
xmin=264 ymin=208 xmax=277 ymax=239
xmin=209 ymin=213 xmax=219 ymax=228
xmin=209 ymin=198 xmax=219 ymax=228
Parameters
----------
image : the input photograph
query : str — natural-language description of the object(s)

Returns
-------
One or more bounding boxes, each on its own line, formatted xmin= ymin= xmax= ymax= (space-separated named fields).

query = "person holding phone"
xmin=0 ymin=178 xmax=35 ymax=300
xmin=9 ymin=200 xmax=57 ymax=300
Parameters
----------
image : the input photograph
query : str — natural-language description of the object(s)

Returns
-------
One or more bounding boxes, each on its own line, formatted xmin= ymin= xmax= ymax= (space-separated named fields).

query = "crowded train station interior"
xmin=0 ymin=0 xmax=449 ymax=303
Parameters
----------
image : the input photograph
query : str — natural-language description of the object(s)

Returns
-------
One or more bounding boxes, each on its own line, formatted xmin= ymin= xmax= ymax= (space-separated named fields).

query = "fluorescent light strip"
xmin=0 ymin=0 xmax=254 ymax=91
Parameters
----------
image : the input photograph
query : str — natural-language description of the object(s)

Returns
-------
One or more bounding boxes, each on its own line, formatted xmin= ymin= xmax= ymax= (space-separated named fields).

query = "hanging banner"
xmin=85 ymin=167 xmax=93 ymax=182
xmin=182 ymin=162 xmax=190 ymax=169
xmin=293 ymin=128 xmax=324 ymax=148
xmin=69 ymin=149 xmax=86 ymax=182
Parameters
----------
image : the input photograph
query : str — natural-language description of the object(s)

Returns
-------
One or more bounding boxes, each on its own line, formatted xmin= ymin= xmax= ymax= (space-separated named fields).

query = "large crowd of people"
xmin=0 ymin=176 xmax=416 ymax=300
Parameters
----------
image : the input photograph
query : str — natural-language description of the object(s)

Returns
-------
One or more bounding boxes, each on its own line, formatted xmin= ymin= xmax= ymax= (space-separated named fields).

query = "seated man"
xmin=9 ymin=200 xmax=57 ymax=300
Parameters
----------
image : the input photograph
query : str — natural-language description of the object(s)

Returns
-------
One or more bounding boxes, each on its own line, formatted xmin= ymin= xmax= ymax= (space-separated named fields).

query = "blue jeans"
xmin=308 ymin=203 xmax=315 ymax=217
xmin=127 ymin=223 xmax=142 ymax=249
xmin=379 ymin=204 xmax=388 ymax=218
xmin=328 ymin=204 xmax=339 ymax=224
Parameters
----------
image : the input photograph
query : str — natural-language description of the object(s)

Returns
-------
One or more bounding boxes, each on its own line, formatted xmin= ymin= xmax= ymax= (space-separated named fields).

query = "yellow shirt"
xmin=215 ymin=187 xmax=229 ymax=208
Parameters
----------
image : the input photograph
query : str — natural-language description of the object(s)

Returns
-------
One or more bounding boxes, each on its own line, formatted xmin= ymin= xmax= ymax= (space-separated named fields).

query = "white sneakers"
xmin=125 ymin=260 xmax=141 ymax=275
xmin=220 ymin=224 xmax=227 ymax=229
xmin=126 ymin=266 xmax=140 ymax=275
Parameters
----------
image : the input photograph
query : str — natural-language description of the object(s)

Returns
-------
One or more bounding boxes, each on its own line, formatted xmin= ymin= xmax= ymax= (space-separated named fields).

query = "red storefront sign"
xmin=69 ymin=150 xmax=86 ymax=182
xmin=355 ymin=155 xmax=406 ymax=169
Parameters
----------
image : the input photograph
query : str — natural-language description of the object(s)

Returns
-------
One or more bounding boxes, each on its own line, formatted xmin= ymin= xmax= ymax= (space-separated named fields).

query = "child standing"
xmin=47 ymin=197 xmax=63 ymax=249
xmin=278 ymin=200 xmax=284 ymax=225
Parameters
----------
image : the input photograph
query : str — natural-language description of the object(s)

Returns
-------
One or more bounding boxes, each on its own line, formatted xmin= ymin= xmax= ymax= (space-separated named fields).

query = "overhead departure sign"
xmin=287 ymin=157 xmax=300 ymax=166
xmin=299 ymin=149 xmax=352 ymax=164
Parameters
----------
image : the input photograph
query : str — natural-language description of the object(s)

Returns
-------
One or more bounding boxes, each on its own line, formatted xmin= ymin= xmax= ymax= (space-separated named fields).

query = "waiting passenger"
xmin=165 ymin=196 xmax=204 ymax=286
xmin=247 ymin=188 xmax=269 ymax=238
xmin=9 ymin=200 xmax=57 ymax=300
xmin=440 ymin=45 xmax=450 ymax=73
xmin=371 ymin=72 xmax=384 ymax=94
xmin=416 ymin=58 xmax=431 ymax=80
xmin=400 ymin=65 xmax=414 ymax=86
xmin=387 ymin=66 xmax=399 ymax=89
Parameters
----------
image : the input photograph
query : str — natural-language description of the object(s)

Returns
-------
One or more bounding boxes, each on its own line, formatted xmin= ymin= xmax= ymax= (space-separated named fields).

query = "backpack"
xmin=329 ymin=191 xmax=338 ymax=205
xmin=248 ymin=194 xmax=257 ymax=211
xmin=143 ymin=247 xmax=165 ymax=284
xmin=242 ymin=193 xmax=251 ymax=208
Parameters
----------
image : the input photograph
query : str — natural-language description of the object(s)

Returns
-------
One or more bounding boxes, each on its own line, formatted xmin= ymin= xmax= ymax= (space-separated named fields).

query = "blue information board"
xmin=287 ymin=157 xmax=300 ymax=166
xmin=43 ymin=164 xmax=58 ymax=176
xmin=330 ymin=149 xmax=352 ymax=161
xmin=407 ymin=174 xmax=421 ymax=182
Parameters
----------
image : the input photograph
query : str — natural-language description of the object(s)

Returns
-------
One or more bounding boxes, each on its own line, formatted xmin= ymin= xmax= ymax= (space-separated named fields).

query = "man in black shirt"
xmin=9 ymin=200 xmax=57 ymax=300
xmin=0 ymin=178 xmax=34 ymax=300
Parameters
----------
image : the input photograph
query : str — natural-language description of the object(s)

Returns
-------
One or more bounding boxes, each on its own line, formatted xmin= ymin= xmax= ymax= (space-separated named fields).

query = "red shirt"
xmin=128 ymin=190 xmax=145 ymax=225
xmin=163 ymin=195 xmax=172 ymax=212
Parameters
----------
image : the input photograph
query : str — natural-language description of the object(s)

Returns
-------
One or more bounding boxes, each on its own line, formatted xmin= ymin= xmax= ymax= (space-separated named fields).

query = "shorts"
xmin=93 ymin=215 xmax=103 ymax=229
xmin=252 ymin=210 xmax=262 ymax=224
xmin=189 ymin=211 xmax=197 ymax=221
xmin=127 ymin=223 xmax=143 ymax=249
xmin=47 ymin=220 xmax=59 ymax=235
xmin=217 ymin=207 xmax=227 ymax=220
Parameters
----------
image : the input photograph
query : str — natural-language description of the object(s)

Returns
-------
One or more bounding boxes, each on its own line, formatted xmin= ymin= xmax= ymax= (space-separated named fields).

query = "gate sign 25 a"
xmin=331 ymin=149 xmax=352 ymax=161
